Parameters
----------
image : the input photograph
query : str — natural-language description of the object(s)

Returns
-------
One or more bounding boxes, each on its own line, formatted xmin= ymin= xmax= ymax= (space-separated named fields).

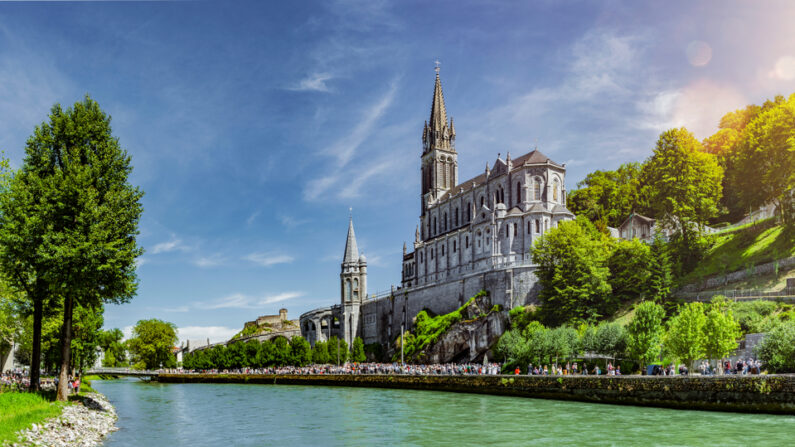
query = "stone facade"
xmin=301 ymin=69 xmax=574 ymax=354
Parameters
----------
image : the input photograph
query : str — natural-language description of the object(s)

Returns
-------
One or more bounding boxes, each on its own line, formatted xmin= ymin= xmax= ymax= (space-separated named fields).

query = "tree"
xmin=290 ymin=336 xmax=311 ymax=366
xmin=98 ymin=328 xmax=127 ymax=367
xmin=642 ymin=128 xmax=723 ymax=274
xmin=0 ymin=294 xmax=21 ymax=362
xmin=703 ymin=298 xmax=741 ymax=372
xmin=664 ymin=302 xmax=706 ymax=370
xmin=327 ymin=336 xmax=348 ymax=365
xmin=755 ymin=320 xmax=795 ymax=373
xmin=127 ymin=319 xmax=178 ymax=370
xmin=257 ymin=340 xmax=275 ymax=367
xmin=644 ymin=235 xmax=673 ymax=302
xmin=567 ymin=162 xmax=646 ymax=228
xmin=272 ymin=337 xmax=291 ymax=366
xmin=626 ymin=301 xmax=665 ymax=372
xmin=351 ymin=336 xmax=366 ymax=363
xmin=593 ymin=322 xmax=627 ymax=364
xmin=0 ymin=97 xmax=144 ymax=399
xmin=607 ymin=238 xmax=652 ymax=309
xmin=244 ymin=341 xmax=260 ymax=368
xmin=311 ymin=340 xmax=329 ymax=364
xmin=532 ymin=217 xmax=612 ymax=324
xmin=733 ymin=94 xmax=795 ymax=232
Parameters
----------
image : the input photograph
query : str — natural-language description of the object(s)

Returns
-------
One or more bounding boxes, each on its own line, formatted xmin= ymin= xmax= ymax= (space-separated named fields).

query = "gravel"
xmin=10 ymin=393 xmax=118 ymax=447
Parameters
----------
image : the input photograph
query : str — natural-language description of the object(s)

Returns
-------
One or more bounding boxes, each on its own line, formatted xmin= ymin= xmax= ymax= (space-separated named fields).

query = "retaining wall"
xmin=156 ymin=373 xmax=795 ymax=415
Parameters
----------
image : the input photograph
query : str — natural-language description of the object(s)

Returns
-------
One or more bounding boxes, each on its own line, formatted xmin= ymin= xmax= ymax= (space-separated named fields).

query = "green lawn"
xmin=0 ymin=392 xmax=65 ymax=444
xmin=683 ymin=221 xmax=794 ymax=283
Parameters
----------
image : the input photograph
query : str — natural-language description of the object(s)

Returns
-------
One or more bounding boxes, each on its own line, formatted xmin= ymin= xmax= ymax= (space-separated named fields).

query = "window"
xmin=466 ymin=203 xmax=471 ymax=222
xmin=516 ymin=182 xmax=522 ymax=204
xmin=433 ymin=217 xmax=437 ymax=235
xmin=430 ymin=249 xmax=434 ymax=260
xmin=514 ymin=223 xmax=518 ymax=236
xmin=453 ymin=240 xmax=457 ymax=252
xmin=441 ymin=245 xmax=445 ymax=256
xmin=466 ymin=235 xmax=469 ymax=248
xmin=553 ymin=178 xmax=560 ymax=202
xmin=535 ymin=219 xmax=540 ymax=233
xmin=454 ymin=208 xmax=459 ymax=226
xmin=534 ymin=178 xmax=541 ymax=200
xmin=353 ymin=278 xmax=359 ymax=300
xmin=480 ymin=196 xmax=484 ymax=208
xmin=527 ymin=221 xmax=532 ymax=234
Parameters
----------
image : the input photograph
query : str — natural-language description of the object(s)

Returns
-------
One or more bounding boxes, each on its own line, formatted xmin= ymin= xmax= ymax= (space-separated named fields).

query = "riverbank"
xmin=1 ymin=391 xmax=117 ymax=446
xmin=157 ymin=373 xmax=795 ymax=414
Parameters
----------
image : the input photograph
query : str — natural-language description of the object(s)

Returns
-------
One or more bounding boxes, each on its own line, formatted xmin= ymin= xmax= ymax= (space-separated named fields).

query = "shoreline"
xmin=10 ymin=391 xmax=118 ymax=447
xmin=156 ymin=373 xmax=795 ymax=415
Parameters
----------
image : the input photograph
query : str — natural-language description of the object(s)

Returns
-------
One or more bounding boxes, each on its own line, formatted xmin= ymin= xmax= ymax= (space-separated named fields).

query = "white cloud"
xmin=243 ymin=252 xmax=294 ymax=267
xmin=193 ymin=254 xmax=226 ymax=268
xmin=177 ymin=326 xmax=239 ymax=345
xmin=151 ymin=236 xmax=188 ymax=254
xmin=246 ymin=211 xmax=260 ymax=226
xmin=260 ymin=291 xmax=304 ymax=304
xmin=280 ymin=215 xmax=310 ymax=229
xmin=198 ymin=291 xmax=304 ymax=309
xmin=288 ymin=72 xmax=334 ymax=92
xmin=769 ymin=56 xmax=795 ymax=81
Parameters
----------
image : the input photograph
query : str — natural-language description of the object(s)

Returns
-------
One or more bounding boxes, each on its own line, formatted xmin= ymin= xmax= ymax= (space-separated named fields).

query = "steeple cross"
xmin=434 ymin=60 xmax=441 ymax=74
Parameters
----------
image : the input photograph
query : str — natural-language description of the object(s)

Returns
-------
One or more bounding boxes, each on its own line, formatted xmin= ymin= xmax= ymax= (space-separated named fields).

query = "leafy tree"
xmin=567 ymin=163 xmax=645 ymax=228
xmin=98 ymin=328 xmax=127 ymax=367
xmin=641 ymin=128 xmax=723 ymax=274
xmin=311 ymin=340 xmax=329 ymax=364
xmin=548 ymin=325 xmax=580 ymax=364
xmin=0 ymin=97 xmax=144 ymax=399
xmin=644 ymin=235 xmax=673 ymax=302
xmin=593 ymin=322 xmax=627 ymax=363
xmin=626 ymin=301 xmax=665 ymax=372
xmin=755 ymin=320 xmax=795 ymax=373
xmin=227 ymin=342 xmax=246 ymax=369
xmin=126 ymin=319 xmax=178 ymax=370
xmin=0 ymin=294 xmax=21 ymax=362
xmin=531 ymin=217 xmax=612 ymax=324
xmin=257 ymin=340 xmax=275 ymax=367
xmin=290 ymin=336 xmax=311 ymax=366
xmin=733 ymin=94 xmax=795 ymax=232
xmin=272 ymin=337 xmax=291 ymax=366
xmin=607 ymin=238 xmax=652 ymax=308
xmin=244 ymin=341 xmax=260 ymax=367
xmin=664 ymin=302 xmax=707 ymax=370
xmin=327 ymin=336 xmax=348 ymax=365
xmin=703 ymin=298 xmax=742 ymax=371
xmin=351 ymin=336 xmax=366 ymax=363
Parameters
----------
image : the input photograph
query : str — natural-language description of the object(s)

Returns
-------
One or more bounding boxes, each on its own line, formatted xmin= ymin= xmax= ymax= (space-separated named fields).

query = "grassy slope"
xmin=683 ymin=220 xmax=794 ymax=284
xmin=0 ymin=392 xmax=64 ymax=444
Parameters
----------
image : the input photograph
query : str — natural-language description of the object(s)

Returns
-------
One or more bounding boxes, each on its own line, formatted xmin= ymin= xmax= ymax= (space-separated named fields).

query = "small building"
xmin=618 ymin=213 xmax=658 ymax=242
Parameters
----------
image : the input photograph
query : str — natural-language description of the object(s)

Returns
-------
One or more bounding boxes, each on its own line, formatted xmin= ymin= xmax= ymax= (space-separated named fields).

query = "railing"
xmin=676 ymin=287 xmax=795 ymax=302
xmin=86 ymin=367 xmax=161 ymax=376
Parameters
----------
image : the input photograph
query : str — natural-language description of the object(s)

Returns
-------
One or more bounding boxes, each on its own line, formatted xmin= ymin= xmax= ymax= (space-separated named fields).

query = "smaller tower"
xmin=340 ymin=215 xmax=366 ymax=347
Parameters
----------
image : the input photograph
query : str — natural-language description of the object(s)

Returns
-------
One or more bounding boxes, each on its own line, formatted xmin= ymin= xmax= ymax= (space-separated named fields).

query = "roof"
xmin=429 ymin=72 xmax=448 ymax=133
xmin=343 ymin=217 xmax=359 ymax=264
xmin=618 ymin=213 xmax=655 ymax=230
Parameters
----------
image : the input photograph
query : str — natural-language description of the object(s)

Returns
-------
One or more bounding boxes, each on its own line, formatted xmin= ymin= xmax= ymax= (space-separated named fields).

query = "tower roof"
xmin=343 ymin=216 xmax=359 ymax=264
xmin=429 ymin=71 xmax=448 ymax=133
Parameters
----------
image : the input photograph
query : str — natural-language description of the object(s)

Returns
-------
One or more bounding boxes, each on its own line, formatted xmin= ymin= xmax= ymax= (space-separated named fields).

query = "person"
xmin=514 ymin=367 xmax=521 ymax=375
xmin=615 ymin=365 xmax=621 ymax=376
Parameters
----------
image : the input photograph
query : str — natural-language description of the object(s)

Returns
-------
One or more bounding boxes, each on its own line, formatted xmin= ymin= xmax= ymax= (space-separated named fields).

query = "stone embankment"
xmin=157 ymin=373 xmax=795 ymax=415
xmin=9 ymin=393 xmax=117 ymax=447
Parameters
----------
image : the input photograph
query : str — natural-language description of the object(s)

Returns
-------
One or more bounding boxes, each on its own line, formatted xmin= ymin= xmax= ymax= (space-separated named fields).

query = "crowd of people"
xmin=0 ymin=369 xmax=78 ymax=392
xmin=519 ymin=361 xmax=622 ymax=376
xmin=182 ymin=362 xmax=504 ymax=376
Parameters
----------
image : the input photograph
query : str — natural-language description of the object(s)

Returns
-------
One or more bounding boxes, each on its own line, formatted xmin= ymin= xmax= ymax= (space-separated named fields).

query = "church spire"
xmin=429 ymin=69 xmax=448 ymax=133
xmin=343 ymin=214 xmax=359 ymax=264
xmin=423 ymin=64 xmax=455 ymax=154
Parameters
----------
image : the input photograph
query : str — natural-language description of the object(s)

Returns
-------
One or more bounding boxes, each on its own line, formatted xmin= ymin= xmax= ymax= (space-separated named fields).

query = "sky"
xmin=1 ymin=0 xmax=794 ymax=344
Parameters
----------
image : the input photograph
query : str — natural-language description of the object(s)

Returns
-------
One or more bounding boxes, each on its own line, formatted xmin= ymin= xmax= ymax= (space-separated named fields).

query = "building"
xmin=618 ymin=212 xmax=659 ymax=243
xmin=301 ymin=68 xmax=574 ymax=356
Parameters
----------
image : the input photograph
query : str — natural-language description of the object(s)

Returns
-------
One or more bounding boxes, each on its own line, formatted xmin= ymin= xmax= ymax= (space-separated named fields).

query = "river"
xmin=92 ymin=377 xmax=795 ymax=446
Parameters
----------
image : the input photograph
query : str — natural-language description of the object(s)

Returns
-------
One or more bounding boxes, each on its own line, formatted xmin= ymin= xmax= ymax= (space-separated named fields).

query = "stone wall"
xmin=157 ymin=373 xmax=795 ymax=415
xmin=678 ymin=257 xmax=795 ymax=293
xmin=361 ymin=265 xmax=539 ymax=346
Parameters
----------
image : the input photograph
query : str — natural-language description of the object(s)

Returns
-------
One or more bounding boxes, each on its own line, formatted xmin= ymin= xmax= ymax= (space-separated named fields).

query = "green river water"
xmin=92 ymin=378 xmax=795 ymax=446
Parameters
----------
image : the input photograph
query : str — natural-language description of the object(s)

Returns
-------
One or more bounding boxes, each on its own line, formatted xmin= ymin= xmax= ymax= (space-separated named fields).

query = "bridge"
xmin=85 ymin=367 xmax=161 ymax=377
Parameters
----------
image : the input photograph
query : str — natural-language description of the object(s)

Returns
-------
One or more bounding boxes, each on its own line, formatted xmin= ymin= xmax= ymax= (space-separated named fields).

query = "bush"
xmin=755 ymin=321 xmax=795 ymax=373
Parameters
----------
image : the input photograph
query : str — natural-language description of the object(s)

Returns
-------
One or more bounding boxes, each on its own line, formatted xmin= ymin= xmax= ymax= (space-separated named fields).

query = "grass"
xmin=683 ymin=221 xmax=794 ymax=283
xmin=0 ymin=391 xmax=65 ymax=444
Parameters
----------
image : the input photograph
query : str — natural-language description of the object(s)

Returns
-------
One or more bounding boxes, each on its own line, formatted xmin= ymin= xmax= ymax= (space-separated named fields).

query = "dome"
xmin=495 ymin=203 xmax=507 ymax=210
xmin=359 ymin=254 xmax=367 ymax=263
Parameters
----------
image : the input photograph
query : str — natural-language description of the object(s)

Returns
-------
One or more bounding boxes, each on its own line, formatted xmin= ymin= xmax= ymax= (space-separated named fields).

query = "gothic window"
xmin=454 ymin=208 xmax=459 ymax=226
xmin=534 ymin=177 xmax=541 ymax=200
xmin=453 ymin=240 xmax=457 ymax=252
xmin=466 ymin=235 xmax=470 ymax=248
xmin=466 ymin=203 xmax=471 ymax=222
xmin=431 ymin=249 xmax=434 ymax=260
xmin=433 ymin=217 xmax=437 ymax=235
xmin=514 ymin=223 xmax=518 ymax=236
xmin=535 ymin=219 xmax=540 ymax=233
xmin=345 ymin=279 xmax=352 ymax=302
xmin=516 ymin=182 xmax=521 ymax=204
xmin=480 ymin=195 xmax=484 ymax=208
xmin=553 ymin=178 xmax=560 ymax=203
xmin=443 ymin=212 xmax=447 ymax=231
xmin=527 ymin=221 xmax=532 ymax=234
xmin=441 ymin=245 xmax=445 ymax=256
xmin=353 ymin=278 xmax=359 ymax=300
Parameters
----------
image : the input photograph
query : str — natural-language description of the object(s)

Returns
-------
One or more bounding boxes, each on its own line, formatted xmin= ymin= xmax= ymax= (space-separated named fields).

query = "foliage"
xmin=0 ymin=294 xmax=21 ymax=359
xmin=233 ymin=324 xmax=263 ymax=339
xmin=98 ymin=328 xmax=127 ymax=367
xmin=703 ymin=297 xmax=742 ymax=364
xmin=642 ymin=127 xmax=723 ymax=275
xmin=626 ymin=301 xmax=665 ymax=371
xmin=0 ymin=392 xmax=64 ymax=444
xmin=607 ymin=238 xmax=652 ymax=309
xmin=732 ymin=93 xmax=795 ymax=232
xmin=567 ymin=162 xmax=646 ymax=228
xmin=728 ymin=299 xmax=789 ymax=334
xmin=363 ymin=342 xmax=384 ymax=362
xmin=664 ymin=302 xmax=707 ymax=368
xmin=327 ymin=336 xmax=348 ymax=365
xmin=644 ymin=235 xmax=673 ymax=301
xmin=126 ymin=319 xmax=178 ymax=369
xmin=0 ymin=97 xmax=144 ymax=398
xmin=351 ymin=336 xmax=366 ymax=363
xmin=755 ymin=320 xmax=795 ymax=373
xmin=290 ymin=336 xmax=311 ymax=366
xmin=310 ymin=340 xmax=330 ymax=364
xmin=593 ymin=322 xmax=627 ymax=361
xmin=393 ymin=291 xmax=488 ymax=362
xmin=508 ymin=305 xmax=539 ymax=331
xmin=532 ymin=217 xmax=612 ymax=325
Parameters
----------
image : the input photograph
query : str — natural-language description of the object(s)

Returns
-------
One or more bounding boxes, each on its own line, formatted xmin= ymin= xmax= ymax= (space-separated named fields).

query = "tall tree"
xmin=626 ymin=301 xmax=665 ymax=373
xmin=642 ymin=128 xmax=723 ymax=273
xmin=126 ymin=319 xmax=178 ymax=370
xmin=98 ymin=328 xmax=127 ymax=367
xmin=531 ymin=217 xmax=612 ymax=324
xmin=351 ymin=336 xmax=366 ymax=363
xmin=703 ymin=298 xmax=741 ymax=372
xmin=0 ymin=97 xmax=143 ymax=400
xmin=643 ymin=235 xmax=673 ymax=302
xmin=664 ymin=302 xmax=706 ymax=370
xmin=733 ymin=94 xmax=795 ymax=232
xmin=607 ymin=238 xmax=652 ymax=309
xmin=567 ymin=162 xmax=645 ymax=228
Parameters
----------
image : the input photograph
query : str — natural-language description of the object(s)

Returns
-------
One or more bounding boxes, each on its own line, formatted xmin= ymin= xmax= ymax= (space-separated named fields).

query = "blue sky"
xmin=1 ymin=0 xmax=794 ymax=343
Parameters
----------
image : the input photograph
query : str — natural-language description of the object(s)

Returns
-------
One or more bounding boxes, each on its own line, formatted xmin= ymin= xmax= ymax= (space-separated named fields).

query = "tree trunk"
xmin=56 ymin=295 xmax=74 ymax=401
xmin=28 ymin=296 xmax=43 ymax=392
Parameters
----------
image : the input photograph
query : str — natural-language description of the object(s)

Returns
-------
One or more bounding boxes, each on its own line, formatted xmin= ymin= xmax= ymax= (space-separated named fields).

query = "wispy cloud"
xmin=198 ymin=291 xmax=305 ymax=309
xmin=288 ymin=72 xmax=334 ymax=92
xmin=177 ymin=326 xmax=239 ymax=345
xmin=243 ymin=252 xmax=294 ymax=267
xmin=151 ymin=235 xmax=189 ymax=254
xmin=192 ymin=254 xmax=226 ymax=268
xmin=280 ymin=214 xmax=310 ymax=229
xmin=246 ymin=211 xmax=260 ymax=226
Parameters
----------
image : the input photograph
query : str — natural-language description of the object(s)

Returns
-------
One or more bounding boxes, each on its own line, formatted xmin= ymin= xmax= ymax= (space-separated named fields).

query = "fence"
xmin=677 ymin=287 xmax=795 ymax=302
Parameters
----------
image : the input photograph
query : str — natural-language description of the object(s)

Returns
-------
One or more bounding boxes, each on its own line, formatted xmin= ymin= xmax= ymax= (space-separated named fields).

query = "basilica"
xmin=300 ymin=69 xmax=574 ymax=354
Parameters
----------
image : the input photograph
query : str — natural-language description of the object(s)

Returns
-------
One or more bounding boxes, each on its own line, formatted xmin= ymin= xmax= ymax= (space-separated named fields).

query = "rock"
xmin=12 ymin=393 xmax=118 ymax=447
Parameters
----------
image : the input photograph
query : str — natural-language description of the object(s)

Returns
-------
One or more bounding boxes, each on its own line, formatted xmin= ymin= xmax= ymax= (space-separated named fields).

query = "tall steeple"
xmin=429 ymin=70 xmax=448 ymax=134
xmin=423 ymin=65 xmax=455 ymax=154
xmin=343 ymin=214 xmax=359 ymax=264
xmin=421 ymin=64 xmax=458 ymax=217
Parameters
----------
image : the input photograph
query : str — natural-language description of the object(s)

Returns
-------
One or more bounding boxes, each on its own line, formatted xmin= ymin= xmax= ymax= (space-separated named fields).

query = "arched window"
xmin=433 ymin=217 xmax=437 ymax=235
xmin=535 ymin=219 xmax=540 ymax=233
xmin=441 ymin=245 xmax=445 ymax=256
xmin=453 ymin=240 xmax=457 ymax=252
xmin=430 ymin=249 xmax=434 ymax=260
xmin=466 ymin=203 xmax=471 ymax=221
xmin=353 ymin=278 xmax=359 ymax=300
xmin=534 ymin=177 xmax=541 ymax=200
xmin=345 ymin=279 xmax=352 ymax=302
xmin=514 ymin=223 xmax=518 ymax=236
xmin=527 ymin=221 xmax=532 ymax=234
xmin=553 ymin=178 xmax=560 ymax=202
xmin=516 ymin=182 xmax=521 ymax=204
xmin=454 ymin=208 xmax=459 ymax=226
xmin=466 ymin=235 xmax=469 ymax=248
